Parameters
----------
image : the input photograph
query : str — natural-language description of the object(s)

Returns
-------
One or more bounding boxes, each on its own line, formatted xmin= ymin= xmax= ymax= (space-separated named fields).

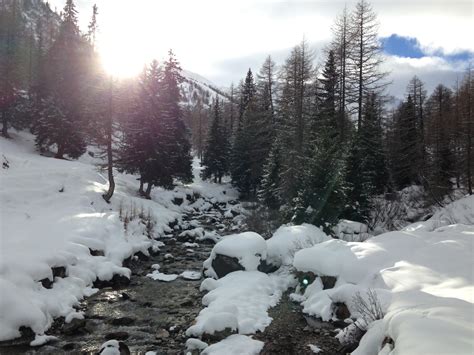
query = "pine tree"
xmin=273 ymin=40 xmax=315 ymax=205
xmin=86 ymin=4 xmax=98 ymax=50
xmin=390 ymin=95 xmax=420 ymax=188
xmin=202 ymin=97 xmax=230 ymax=183
xmin=34 ymin=0 xmax=88 ymax=158
xmin=237 ymin=69 xmax=256 ymax=127
xmin=159 ymin=50 xmax=193 ymax=184
xmin=118 ymin=61 xmax=168 ymax=197
xmin=292 ymin=50 xmax=347 ymax=229
xmin=345 ymin=92 xmax=387 ymax=221
xmin=0 ymin=0 xmax=25 ymax=137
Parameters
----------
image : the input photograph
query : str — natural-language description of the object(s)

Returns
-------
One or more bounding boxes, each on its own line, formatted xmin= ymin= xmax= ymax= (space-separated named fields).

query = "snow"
xmin=180 ymin=270 xmax=202 ymax=280
xmin=186 ymin=337 xmax=209 ymax=351
xmin=147 ymin=271 xmax=179 ymax=282
xmin=203 ymin=232 xmax=267 ymax=278
xmin=30 ymin=334 xmax=58 ymax=347
xmin=183 ymin=242 xmax=199 ymax=248
xmin=293 ymin=195 xmax=474 ymax=354
xmin=99 ymin=340 xmax=122 ymax=355
xmin=266 ymin=223 xmax=331 ymax=267
xmin=201 ymin=334 xmax=264 ymax=355
xmin=0 ymin=131 xmax=240 ymax=342
xmin=333 ymin=219 xmax=372 ymax=242
xmin=308 ymin=344 xmax=322 ymax=353
xmin=186 ymin=269 xmax=295 ymax=337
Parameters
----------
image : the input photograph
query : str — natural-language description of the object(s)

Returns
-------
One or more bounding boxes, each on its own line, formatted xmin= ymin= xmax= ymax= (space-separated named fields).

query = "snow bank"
xmin=186 ymin=270 xmax=295 ymax=337
xmin=266 ymin=223 xmax=330 ymax=267
xmin=0 ymin=132 xmax=239 ymax=341
xmin=201 ymin=334 xmax=264 ymax=355
xmin=293 ymin=195 xmax=474 ymax=354
xmin=203 ymin=232 xmax=267 ymax=277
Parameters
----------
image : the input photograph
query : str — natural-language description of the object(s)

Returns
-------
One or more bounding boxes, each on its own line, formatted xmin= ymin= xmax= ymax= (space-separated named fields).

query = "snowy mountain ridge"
xmin=180 ymin=69 xmax=229 ymax=107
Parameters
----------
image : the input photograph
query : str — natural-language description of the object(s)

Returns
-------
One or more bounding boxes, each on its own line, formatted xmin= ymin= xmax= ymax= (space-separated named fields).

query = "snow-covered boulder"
xmin=292 ymin=205 xmax=474 ymax=355
xmin=266 ymin=223 xmax=331 ymax=267
xmin=203 ymin=232 xmax=267 ymax=278
xmin=333 ymin=219 xmax=371 ymax=242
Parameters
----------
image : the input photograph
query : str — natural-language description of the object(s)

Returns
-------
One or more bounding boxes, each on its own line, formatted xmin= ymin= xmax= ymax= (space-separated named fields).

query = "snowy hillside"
xmin=0 ymin=131 xmax=238 ymax=344
xmin=291 ymin=198 xmax=474 ymax=354
xmin=180 ymin=69 xmax=229 ymax=107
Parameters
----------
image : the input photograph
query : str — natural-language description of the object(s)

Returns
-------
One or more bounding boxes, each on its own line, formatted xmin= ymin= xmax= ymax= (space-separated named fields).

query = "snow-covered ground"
xmin=0 ymin=131 xmax=237 ymax=343
xmin=2 ymin=130 xmax=473 ymax=354
xmin=293 ymin=196 xmax=474 ymax=354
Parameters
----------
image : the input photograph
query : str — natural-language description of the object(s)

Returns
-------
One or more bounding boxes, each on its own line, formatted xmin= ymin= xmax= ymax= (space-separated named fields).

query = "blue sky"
xmin=381 ymin=34 xmax=473 ymax=62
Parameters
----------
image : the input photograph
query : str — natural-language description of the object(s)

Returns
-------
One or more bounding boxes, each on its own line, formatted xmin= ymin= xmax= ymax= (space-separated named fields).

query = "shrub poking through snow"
xmin=352 ymin=289 xmax=384 ymax=330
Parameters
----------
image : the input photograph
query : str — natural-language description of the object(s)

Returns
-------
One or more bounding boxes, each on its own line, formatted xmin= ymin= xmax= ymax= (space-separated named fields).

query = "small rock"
xmin=211 ymin=253 xmax=244 ymax=278
xmin=180 ymin=299 xmax=193 ymax=307
xmin=62 ymin=343 xmax=76 ymax=351
xmin=62 ymin=318 xmax=86 ymax=335
xmin=334 ymin=302 xmax=351 ymax=320
xmin=105 ymin=331 xmax=129 ymax=341
xmin=111 ymin=317 xmax=135 ymax=326
xmin=156 ymin=329 xmax=170 ymax=339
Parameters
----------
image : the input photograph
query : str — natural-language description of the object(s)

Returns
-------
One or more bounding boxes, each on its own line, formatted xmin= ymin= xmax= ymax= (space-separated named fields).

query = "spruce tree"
xmin=391 ymin=95 xmax=420 ymax=188
xmin=345 ymin=92 xmax=387 ymax=221
xmin=159 ymin=50 xmax=193 ymax=184
xmin=202 ymin=97 xmax=230 ymax=183
xmin=34 ymin=0 xmax=88 ymax=158
xmin=292 ymin=50 xmax=347 ymax=229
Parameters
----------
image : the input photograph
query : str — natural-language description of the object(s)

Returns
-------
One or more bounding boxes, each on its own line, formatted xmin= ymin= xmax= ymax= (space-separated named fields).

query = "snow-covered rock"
xmin=203 ymin=232 xmax=267 ymax=278
xmin=186 ymin=270 xmax=295 ymax=337
xmin=266 ymin=223 xmax=331 ymax=267
xmin=333 ymin=219 xmax=371 ymax=242
xmin=201 ymin=334 xmax=264 ymax=355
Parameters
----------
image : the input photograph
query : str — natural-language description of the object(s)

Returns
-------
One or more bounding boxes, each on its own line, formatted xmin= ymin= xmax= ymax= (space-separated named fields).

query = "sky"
xmin=48 ymin=0 xmax=473 ymax=98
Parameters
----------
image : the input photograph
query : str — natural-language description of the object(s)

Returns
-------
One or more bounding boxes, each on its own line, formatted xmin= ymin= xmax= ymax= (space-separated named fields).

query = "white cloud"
xmin=383 ymin=55 xmax=468 ymax=98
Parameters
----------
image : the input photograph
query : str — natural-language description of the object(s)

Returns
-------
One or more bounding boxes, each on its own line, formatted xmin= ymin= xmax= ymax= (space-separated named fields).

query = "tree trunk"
xmin=145 ymin=182 xmax=153 ymax=200
xmin=139 ymin=178 xmax=145 ymax=196
xmin=102 ymin=79 xmax=115 ymax=203
xmin=467 ymin=73 xmax=473 ymax=195
xmin=1 ymin=110 xmax=10 ymax=138
xmin=55 ymin=143 xmax=64 ymax=159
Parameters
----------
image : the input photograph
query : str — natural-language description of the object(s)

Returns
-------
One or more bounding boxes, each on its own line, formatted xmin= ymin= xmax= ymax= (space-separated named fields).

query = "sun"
xmin=99 ymin=40 xmax=147 ymax=78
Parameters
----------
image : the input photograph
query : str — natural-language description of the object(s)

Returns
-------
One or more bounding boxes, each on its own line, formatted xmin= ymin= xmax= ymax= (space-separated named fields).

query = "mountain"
xmin=181 ymin=69 xmax=229 ymax=107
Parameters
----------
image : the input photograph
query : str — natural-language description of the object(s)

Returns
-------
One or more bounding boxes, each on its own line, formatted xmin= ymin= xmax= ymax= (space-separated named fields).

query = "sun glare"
xmin=99 ymin=41 xmax=147 ymax=78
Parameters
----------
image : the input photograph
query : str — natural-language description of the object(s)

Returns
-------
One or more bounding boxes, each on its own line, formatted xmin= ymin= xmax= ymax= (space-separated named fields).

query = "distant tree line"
xmin=200 ymin=0 xmax=474 ymax=229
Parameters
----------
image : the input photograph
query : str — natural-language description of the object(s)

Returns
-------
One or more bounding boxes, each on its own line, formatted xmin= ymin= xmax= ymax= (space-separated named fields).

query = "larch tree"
xmin=349 ymin=0 xmax=388 ymax=130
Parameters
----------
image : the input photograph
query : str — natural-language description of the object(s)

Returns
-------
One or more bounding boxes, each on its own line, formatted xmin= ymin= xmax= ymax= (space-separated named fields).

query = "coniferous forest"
xmin=1 ymin=0 xmax=472 ymax=231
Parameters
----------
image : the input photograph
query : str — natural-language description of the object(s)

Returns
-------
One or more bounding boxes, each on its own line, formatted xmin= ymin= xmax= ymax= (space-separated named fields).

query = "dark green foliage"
xmin=390 ymin=95 xmax=420 ymax=188
xmin=345 ymin=92 xmax=388 ymax=221
xmin=160 ymin=51 xmax=193 ymax=184
xmin=202 ymin=97 xmax=230 ymax=183
xmin=33 ymin=0 xmax=89 ymax=158
xmin=118 ymin=53 xmax=193 ymax=196
xmin=231 ymin=64 xmax=274 ymax=197
xmin=424 ymin=84 xmax=455 ymax=200
xmin=292 ymin=50 xmax=348 ymax=229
